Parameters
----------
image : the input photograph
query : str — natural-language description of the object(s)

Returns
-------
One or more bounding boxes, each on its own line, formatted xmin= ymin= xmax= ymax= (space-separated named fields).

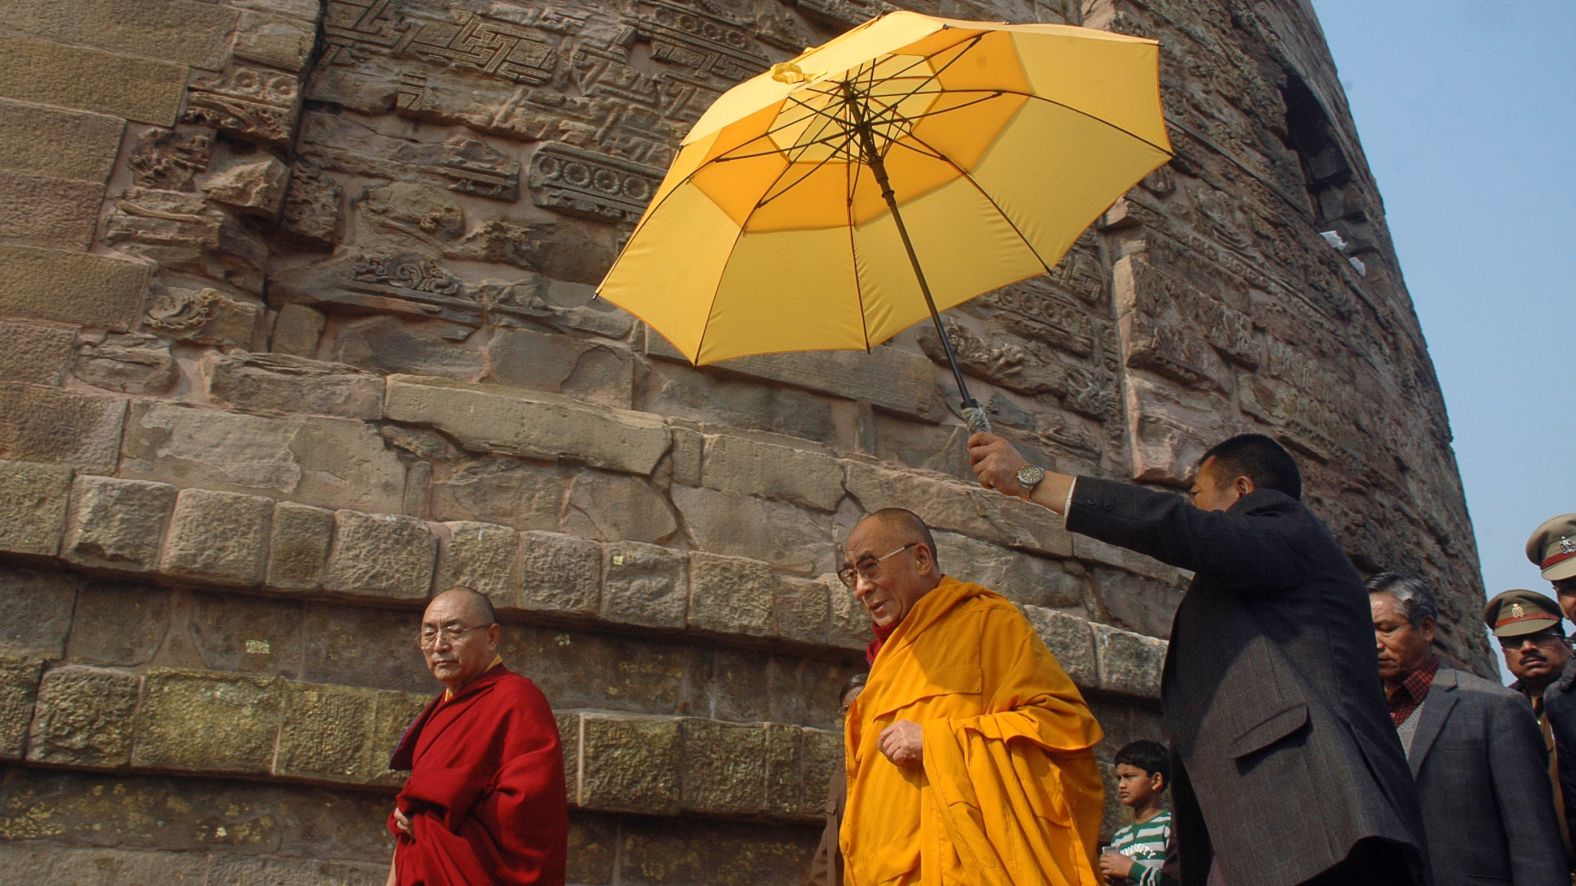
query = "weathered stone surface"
xmin=277 ymin=682 xmax=375 ymax=780
xmin=132 ymin=669 xmax=282 ymax=773
xmin=844 ymin=460 xmax=1074 ymax=558
xmin=933 ymin=531 xmax=1084 ymax=609
xmin=562 ymin=470 xmax=678 ymax=544
xmin=577 ymin=714 xmax=681 ymax=814
xmin=1091 ymin=623 xmax=1167 ymax=699
xmin=486 ymin=327 xmax=636 ymax=408
xmin=330 ymin=315 xmax=484 ymax=379
xmin=0 ymin=459 xmax=72 ymax=558
xmin=0 ymin=845 xmax=208 ymax=885
xmin=518 ymin=531 xmax=601 ymax=614
xmin=0 ymin=34 xmax=189 ymax=125
xmin=122 ymin=401 xmax=406 ymax=513
xmin=266 ymin=500 xmax=334 ymax=592
xmin=128 ymin=127 xmax=213 ymax=191
xmin=1092 ymin=566 xmax=1187 ymax=641
xmin=0 ymin=244 xmax=149 ymax=330
xmin=0 ymin=565 xmax=77 ymax=657
xmin=0 ymin=653 xmax=42 ymax=760
xmin=368 ymin=689 xmax=430 ymax=785
xmin=62 ymin=476 xmax=176 ymax=575
xmin=206 ymin=352 xmax=383 ymax=419
xmin=826 ymin=574 xmax=870 ymax=651
xmin=774 ymin=577 xmax=831 ymax=646
xmin=0 ymin=0 xmax=238 ymax=69
xmin=645 ymin=362 xmax=837 ymax=443
xmin=301 ymin=603 xmax=430 ymax=694
xmin=681 ymin=718 xmax=766 ymax=814
xmin=272 ymin=302 xmax=327 ymax=357
xmin=73 ymin=332 xmax=179 ymax=395
xmin=1020 ymin=605 xmax=1098 ymax=688
xmin=602 ymin=542 xmax=687 ymax=629
xmin=184 ymin=591 xmax=302 ymax=679
xmin=567 ymin=813 xmax=619 ymax=885
xmin=435 ymin=521 xmax=519 ymax=603
xmin=323 ymin=510 xmax=436 ymax=601
xmin=764 ymin=722 xmax=809 ymax=816
xmin=27 ymin=666 xmax=140 ymax=767
xmin=671 ymin=485 xmax=833 ymax=576
xmin=700 ymin=434 xmax=844 ymax=512
xmin=362 ymin=180 xmax=466 ymax=240
xmin=235 ymin=9 xmax=318 ymax=71
xmin=206 ymin=856 xmax=389 ymax=886
xmin=144 ymin=286 xmax=264 ymax=348
xmin=160 ymin=488 xmax=274 ymax=587
xmin=67 ymin=581 xmax=169 ymax=667
xmin=617 ymin=815 xmax=819 ymax=885
xmin=0 ymin=99 xmax=122 ymax=182
xmin=0 ymin=169 xmax=104 ymax=248
xmin=0 ymin=319 xmax=75 ymax=385
xmin=386 ymin=375 xmax=671 ymax=476
xmin=204 ymin=153 xmax=292 ymax=218
xmin=182 ymin=65 xmax=301 ymax=148
xmin=430 ymin=457 xmax=564 ymax=531
xmin=689 ymin=553 xmax=775 ymax=638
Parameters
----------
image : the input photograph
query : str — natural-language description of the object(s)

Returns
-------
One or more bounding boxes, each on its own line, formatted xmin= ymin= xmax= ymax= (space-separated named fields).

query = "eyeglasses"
xmin=1498 ymin=629 xmax=1567 ymax=650
xmin=417 ymin=623 xmax=494 ymax=649
xmin=837 ymin=543 xmax=918 ymax=588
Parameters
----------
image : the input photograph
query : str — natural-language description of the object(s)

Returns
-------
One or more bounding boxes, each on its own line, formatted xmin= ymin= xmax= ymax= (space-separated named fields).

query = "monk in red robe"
xmin=386 ymin=587 xmax=568 ymax=886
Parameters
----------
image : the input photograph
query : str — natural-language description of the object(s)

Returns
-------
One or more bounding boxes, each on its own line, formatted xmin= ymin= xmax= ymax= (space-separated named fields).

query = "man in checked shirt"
xmin=1370 ymin=574 xmax=1565 ymax=884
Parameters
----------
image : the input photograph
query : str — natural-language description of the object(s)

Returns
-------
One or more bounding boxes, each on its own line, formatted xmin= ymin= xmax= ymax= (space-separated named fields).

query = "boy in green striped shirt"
xmin=1099 ymin=740 xmax=1172 ymax=886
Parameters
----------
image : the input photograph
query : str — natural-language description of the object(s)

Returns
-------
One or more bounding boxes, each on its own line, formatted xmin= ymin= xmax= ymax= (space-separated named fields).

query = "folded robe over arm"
xmin=388 ymin=664 xmax=568 ymax=886
xmin=840 ymin=577 xmax=1104 ymax=886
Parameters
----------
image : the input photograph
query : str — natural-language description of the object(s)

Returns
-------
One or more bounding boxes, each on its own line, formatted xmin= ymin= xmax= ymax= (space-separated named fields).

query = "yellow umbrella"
xmin=597 ymin=10 xmax=1171 ymax=429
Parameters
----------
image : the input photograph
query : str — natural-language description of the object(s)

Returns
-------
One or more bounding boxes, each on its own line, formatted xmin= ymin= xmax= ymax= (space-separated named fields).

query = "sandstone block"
xmin=323 ymin=510 xmax=436 ymax=601
xmin=844 ymin=460 xmax=1073 ymax=558
xmin=277 ymin=681 xmax=375 ymax=780
xmin=66 ymin=580 xmax=170 ymax=667
xmin=271 ymin=302 xmax=325 ymax=357
xmin=368 ymin=690 xmax=431 ymax=786
xmin=235 ymin=10 xmax=317 ymax=71
xmin=0 ymin=845 xmax=207 ymax=885
xmin=668 ymin=426 xmax=703 ymax=487
xmin=646 ymin=361 xmax=836 ymax=443
xmin=0 ymin=0 xmax=238 ymax=69
xmin=436 ymin=521 xmax=520 ymax=603
xmin=385 ymin=375 xmax=671 ymax=476
xmin=802 ymin=727 xmax=842 ymax=816
xmin=0 ymin=654 xmax=42 ymax=760
xmin=0 ymin=99 xmax=122 ymax=182
xmin=0 ymin=459 xmax=72 ymax=557
xmin=204 ymin=153 xmax=291 ymax=218
xmin=0 ymin=169 xmax=103 ymax=248
xmin=0 ymin=318 xmax=75 ymax=385
xmin=518 ymin=531 xmax=600 ymax=614
xmin=826 ymin=575 xmax=870 ymax=650
xmin=132 ymin=669 xmax=281 ymax=774
xmin=1091 ymin=623 xmax=1167 ymax=699
xmin=688 ymin=552 xmax=775 ymax=637
xmin=160 ymin=488 xmax=273 ymax=587
xmin=701 ymin=434 xmax=845 ymax=512
xmin=671 ymin=485 xmax=834 ymax=576
xmin=681 ymin=718 xmax=766 ymax=815
xmin=0 ymin=565 xmax=78 ymax=657
xmin=266 ymin=500 xmax=334 ymax=592
xmin=486 ymin=327 xmax=636 ymax=408
xmin=122 ymin=401 xmax=406 ymax=513
xmin=562 ymin=470 xmax=678 ymax=544
xmin=62 ymin=476 xmax=176 ymax=574
xmin=764 ymin=722 xmax=809 ymax=817
xmin=557 ymin=711 xmax=579 ymax=799
xmin=206 ymin=352 xmax=383 ymax=419
xmin=73 ymin=332 xmax=179 ymax=395
xmin=1020 ymin=605 xmax=1098 ymax=688
xmin=27 ymin=665 xmax=140 ymax=766
xmin=0 ymin=244 xmax=149 ymax=330
xmin=186 ymin=591 xmax=304 ymax=677
xmin=577 ymin=714 xmax=681 ymax=814
xmin=144 ymin=286 xmax=264 ymax=349
xmin=429 ymin=457 xmax=564 ymax=531
xmin=616 ymin=816 xmax=818 ymax=884
xmin=206 ymin=856 xmax=390 ymax=886
xmin=934 ymin=531 xmax=1084 ymax=609
xmin=0 ymin=34 xmax=188 ymax=126
xmin=602 ymin=542 xmax=687 ymax=629
xmin=774 ymin=576 xmax=831 ymax=645
xmin=331 ymin=315 xmax=485 ymax=380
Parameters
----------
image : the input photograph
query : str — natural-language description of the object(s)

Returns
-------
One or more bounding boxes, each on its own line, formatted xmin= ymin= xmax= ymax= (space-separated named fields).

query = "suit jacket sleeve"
xmin=1067 ymin=476 xmax=1315 ymax=591
xmin=1489 ymin=689 xmax=1569 ymax=882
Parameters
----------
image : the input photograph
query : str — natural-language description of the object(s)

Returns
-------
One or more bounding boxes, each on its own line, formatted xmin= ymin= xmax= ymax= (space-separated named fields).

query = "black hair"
xmin=1114 ymin=740 xmax=1170 ymax=789
xmin=840 ymin=671 xmax=868 ymax=701
xmin=1364 ymin=572 xmax=1439 ymax=629
xmin=1198 ymin=433 xmax=1302 ymax=500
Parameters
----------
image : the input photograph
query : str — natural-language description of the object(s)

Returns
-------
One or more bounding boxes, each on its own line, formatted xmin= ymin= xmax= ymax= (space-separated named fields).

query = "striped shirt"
xmin=1109 ymin=809 xmax=1171 ymax=886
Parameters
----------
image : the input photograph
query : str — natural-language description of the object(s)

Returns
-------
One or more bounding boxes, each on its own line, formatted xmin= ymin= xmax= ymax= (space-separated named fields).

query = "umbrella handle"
xmin=962 ymin=403 xmax=992 ymax=435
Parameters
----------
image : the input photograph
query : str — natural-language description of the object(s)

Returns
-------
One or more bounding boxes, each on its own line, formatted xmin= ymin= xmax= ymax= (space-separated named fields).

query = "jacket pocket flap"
xmin=1227 ymin=703 xmax=1308 ymax=759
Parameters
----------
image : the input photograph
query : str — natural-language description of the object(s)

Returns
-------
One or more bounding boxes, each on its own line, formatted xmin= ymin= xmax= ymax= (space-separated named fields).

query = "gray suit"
xmin=1067 ymin=479 xmax=1428 ymax=886
xmin=1407 ymin=665 xmax=1565 ymax=885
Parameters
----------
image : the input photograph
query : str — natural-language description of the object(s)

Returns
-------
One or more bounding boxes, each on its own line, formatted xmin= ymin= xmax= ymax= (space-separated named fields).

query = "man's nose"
xmin=851 ymin=572 xmax=876 ymax=597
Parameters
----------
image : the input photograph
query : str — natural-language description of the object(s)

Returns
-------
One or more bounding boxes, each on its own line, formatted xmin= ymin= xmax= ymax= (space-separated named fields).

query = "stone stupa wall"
xmin=0 ymin=0 xmax=1486 ymax=882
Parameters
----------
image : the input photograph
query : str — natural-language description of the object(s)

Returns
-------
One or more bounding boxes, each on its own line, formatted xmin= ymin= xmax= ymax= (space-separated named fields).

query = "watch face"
xmin=1016 ymin=465 xmax=1044 ymax=487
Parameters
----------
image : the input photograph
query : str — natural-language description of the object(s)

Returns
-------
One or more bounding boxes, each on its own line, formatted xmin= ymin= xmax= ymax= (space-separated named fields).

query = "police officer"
xmin=1527 ymin=514 xmax=1576 ymax=621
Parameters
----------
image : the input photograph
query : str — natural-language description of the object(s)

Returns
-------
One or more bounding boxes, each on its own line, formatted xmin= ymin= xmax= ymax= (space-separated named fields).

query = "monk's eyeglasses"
xmin=417 ymin=623 xmax=494 ymax=649
xmin=837 ymin=543 xmax=918 ymax=588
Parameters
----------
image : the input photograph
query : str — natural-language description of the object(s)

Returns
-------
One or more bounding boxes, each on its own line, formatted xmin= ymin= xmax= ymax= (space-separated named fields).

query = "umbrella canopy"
xmin=598 ymin=10 xmax=1170 ymax=394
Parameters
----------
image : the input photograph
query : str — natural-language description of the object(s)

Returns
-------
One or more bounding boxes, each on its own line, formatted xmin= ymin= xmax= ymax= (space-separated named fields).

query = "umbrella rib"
xmin=843 ymin=120 xmax=872 ymax=352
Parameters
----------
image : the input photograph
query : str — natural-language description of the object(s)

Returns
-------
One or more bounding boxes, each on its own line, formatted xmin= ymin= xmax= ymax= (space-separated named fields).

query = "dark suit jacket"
xmin=1520 ymin=655 xmax=1576 ymax=862
xmin=1408 ymin=665 xmax=1566 ymax=885
xmin=1068 ymin=479 xmax=1428 ymax=886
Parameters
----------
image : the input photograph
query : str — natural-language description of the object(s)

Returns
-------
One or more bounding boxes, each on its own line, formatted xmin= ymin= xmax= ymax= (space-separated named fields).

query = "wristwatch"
xmin=1015 ymin=464 xmax=1046 ymax=495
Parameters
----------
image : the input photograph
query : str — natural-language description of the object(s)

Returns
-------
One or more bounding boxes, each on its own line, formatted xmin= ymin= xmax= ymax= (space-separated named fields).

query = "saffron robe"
xmin=840 ymin=577 xmax=1104 ymax=885
xmin=388 ymin=664 xmax=568 ymax=885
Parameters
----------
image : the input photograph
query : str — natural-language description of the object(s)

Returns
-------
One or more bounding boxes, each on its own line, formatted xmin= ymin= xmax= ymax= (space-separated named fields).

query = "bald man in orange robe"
xmin=386 ymin=587 xmax=567 ymax=886
xmin=837 ymin=509 xmax=1104 ymax=886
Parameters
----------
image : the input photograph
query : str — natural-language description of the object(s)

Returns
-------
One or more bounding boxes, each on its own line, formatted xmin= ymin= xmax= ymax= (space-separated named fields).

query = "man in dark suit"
xmin=968 ymin=432 xmax=1428 ymax=886
xmin=1368 ymin=573 xmax=1565 ymax=884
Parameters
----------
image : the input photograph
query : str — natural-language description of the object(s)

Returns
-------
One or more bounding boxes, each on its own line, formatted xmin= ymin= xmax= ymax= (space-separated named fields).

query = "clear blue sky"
xmin=1311 ymin=1 xmax=1576 ymax=655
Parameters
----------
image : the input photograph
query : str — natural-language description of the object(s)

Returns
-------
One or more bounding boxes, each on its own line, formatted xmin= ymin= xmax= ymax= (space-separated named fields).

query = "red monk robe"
xmin=388 ymin=663 xmax=568 ymax=885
